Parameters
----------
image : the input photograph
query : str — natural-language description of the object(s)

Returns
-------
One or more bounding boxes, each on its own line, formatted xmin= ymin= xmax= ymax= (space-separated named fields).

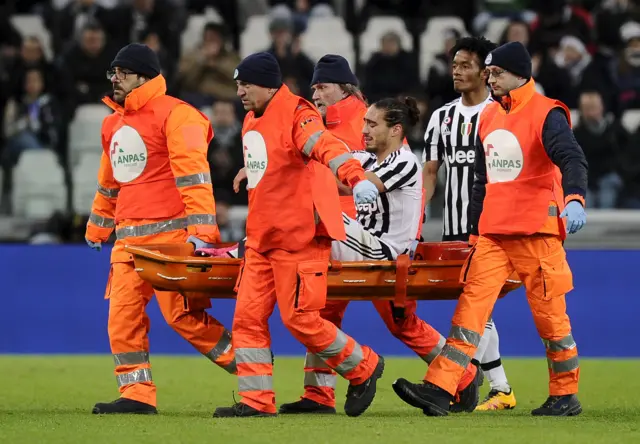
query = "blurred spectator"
xmin=593 ymin=0 xmax=640 ymax=50
xmin=44 ymin=0 xmax=111 ymax=55
xmin=265 ymin=11 xmax=315 ymax=100
xmin=9 ymin=37 xmax=56 ymax=100
xmin=528 ymin=0 xmax=594 ymax=51
xmin=425 ymin=28 xmax=460 ymax=111
xmin=582 ymin=21 xmax=640 ymax=116
xmin=530 ymin=48 xmax=573 ymax=104
xmin=207 ymin=99 xmax=246 ymax=205
xmin=176 ymin=23 xmax=240 ymax=108
xmin=573 ymin=90 xmax=627 ymax=208
xmin=2 ymin=69 xmax=61 ymax=211
xmin=363 ymin=30 xmax=420 ymax=103
xmin=552 ymin=36 xmax=592 ymax=108
xmin=139 ymin=28 xmax=176 ymax=90
xmin=105 ymin=0 xmax=185 ymax=59
xmin=499 ymin=19 xmax=531 ymax=48
xmin=55 ymin=22 xmax=116 ymax=108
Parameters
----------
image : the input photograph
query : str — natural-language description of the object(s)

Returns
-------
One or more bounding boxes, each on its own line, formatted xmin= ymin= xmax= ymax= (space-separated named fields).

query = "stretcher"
xmin=125 ymin=242 xmax=523 ymax=308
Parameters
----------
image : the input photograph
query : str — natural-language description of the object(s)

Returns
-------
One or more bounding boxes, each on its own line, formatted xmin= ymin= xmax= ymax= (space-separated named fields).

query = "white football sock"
xmin=481 ymin=324 xmax=511 ymax=393
xmin=473 ymin=317 xmax=494 ymax=362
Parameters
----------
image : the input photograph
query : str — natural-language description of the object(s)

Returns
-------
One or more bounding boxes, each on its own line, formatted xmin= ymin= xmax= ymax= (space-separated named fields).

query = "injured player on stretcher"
xmin=198 ymin=96 xmax=484 ymax=414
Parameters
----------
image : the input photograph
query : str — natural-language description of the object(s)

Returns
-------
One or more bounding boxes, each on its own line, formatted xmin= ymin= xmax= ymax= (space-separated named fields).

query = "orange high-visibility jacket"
xmin=325 ymin=95 xmax=368 ymax=219
xmin=241 ymin=84 xmax=367 ymax=253
xmin=86 ymin=75 xmax=220 ymax=263
xmin=477 ymin=79 xmax=571 ymax=239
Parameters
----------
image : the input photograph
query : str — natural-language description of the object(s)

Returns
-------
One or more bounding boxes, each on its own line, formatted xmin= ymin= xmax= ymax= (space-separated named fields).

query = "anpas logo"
xmin=110 ymin=125 xmax=148 ymax=183
xmin=483 ymin=129 xmax=524 ymax=183
xmin=243 ymin=130 xmax=268 ymax=189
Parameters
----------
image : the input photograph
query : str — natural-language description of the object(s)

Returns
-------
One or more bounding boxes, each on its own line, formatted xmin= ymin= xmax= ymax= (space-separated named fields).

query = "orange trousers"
xmin=301 ymin=300 xmax=476 ymax=407
xmin=105 ymin=262 xmax=236 ymax=407
xmin=232 ymin=237 xmax=380 ymax=414
xmin=426 ymin=233 xmax=579 ymax=396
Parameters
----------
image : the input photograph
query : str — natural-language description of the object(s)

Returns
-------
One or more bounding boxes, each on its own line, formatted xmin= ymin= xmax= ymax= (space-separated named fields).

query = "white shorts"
xmin=331 ymin=215 xmax=396 ymax=261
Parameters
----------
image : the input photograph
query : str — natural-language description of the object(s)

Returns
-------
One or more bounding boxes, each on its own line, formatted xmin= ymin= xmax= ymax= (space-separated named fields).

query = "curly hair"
xmin=450 ymin=36 xmax=499 ymax=69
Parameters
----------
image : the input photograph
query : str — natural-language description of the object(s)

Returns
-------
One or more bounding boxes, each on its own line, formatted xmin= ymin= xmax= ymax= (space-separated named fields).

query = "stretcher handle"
xmin=392 ymin=254 xmax=410 ymax=319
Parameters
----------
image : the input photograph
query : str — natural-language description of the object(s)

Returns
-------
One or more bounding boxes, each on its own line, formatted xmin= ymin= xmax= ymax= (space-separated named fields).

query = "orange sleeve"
xmin=85 ymin=129 xmax=118 ymax=243
xmin=292 ymin=103 xmax=366 ymax=188
xmin=165 ymin=103 xmax=220 ymax=243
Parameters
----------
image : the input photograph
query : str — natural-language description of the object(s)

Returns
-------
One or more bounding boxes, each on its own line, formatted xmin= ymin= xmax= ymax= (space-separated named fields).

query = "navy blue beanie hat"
xmin=111 ymin=43 xmax=161 ymax=79
xmin=485 ymin=41 xmax=532 ymax=79
xmin=234 ymin=52 xmax=282 ymax=89
xmin=311 ymin=54 xmax=358 ymax=86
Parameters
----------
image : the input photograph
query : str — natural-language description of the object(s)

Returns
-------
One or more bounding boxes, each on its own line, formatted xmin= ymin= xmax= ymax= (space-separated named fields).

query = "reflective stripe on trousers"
xmin=421 ymin=334 xmax=446 ymax=364
xmin=543 ymin=333 xmax=579 ymax=373
xmin=314 ymin=330 xmax=364 ymax=377
xmin=303 ymin=352 xmax=337 ymax=389
xmin=113 ymin=351 xmax=152 ymax=387
xmin=236 ymin=347 xmax=273 ymax=392
xmin=204 ymin=328 xmax=236 ymax=374
xmin=115 ymin=214 xmax=216 ymax=239
xmin=439 ymin=325 xmax=482 ymax=369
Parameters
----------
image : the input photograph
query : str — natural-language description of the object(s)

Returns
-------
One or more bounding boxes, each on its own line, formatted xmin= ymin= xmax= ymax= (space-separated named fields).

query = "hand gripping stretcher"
xmin=125 ymin=242 xmax=523 ymax=311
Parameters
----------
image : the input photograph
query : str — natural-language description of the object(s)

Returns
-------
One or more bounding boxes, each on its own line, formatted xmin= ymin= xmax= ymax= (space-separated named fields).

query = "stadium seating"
xmin=240 ymin=15 xmax=272 ymax=58
xmin=622 ymin=109 xmax=640 ymax=133
xmin=68 ymin=104 xmax=112 ymax=167
xmin=419 ymin=16 xmax=467 ymax=81
xmin=72 ymin=152 xmax=102 ymax=216
xmin=301 ymin=16 xmax=355 ymax=66
xmin=10 ymin=14 xmax=53 ymax=60
xmin=11 ymin=149 xmax=66 ymax=220
xmin=358 ymin=16 xmax=413 ymax=64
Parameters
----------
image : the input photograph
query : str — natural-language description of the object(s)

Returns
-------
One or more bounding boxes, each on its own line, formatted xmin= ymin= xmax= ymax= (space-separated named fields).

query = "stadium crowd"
xmin=1 ymin=0 xmax=639 ymax=243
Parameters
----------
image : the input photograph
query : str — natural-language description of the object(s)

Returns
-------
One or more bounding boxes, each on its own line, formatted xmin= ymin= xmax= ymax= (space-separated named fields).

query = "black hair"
xmin=450 ymin=36 xmax=498 ymax=70
xmin=373 ymin=96 xmax=421 ymax=136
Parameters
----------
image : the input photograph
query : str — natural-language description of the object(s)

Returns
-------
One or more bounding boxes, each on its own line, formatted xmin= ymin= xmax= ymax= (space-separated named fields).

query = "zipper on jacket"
xmin=295 ymin=274 xmax=301 ymax=309
xmin=463 ymin=249 xmax=477 ymax=282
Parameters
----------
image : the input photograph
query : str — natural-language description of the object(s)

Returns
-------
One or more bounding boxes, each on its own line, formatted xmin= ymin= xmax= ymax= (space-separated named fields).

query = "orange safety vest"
xmin=242 ymin=84 xmax=345 ymax=253
xmin=477 ymin=79 xmax=568 ymax=239
xmin=325 ymin=95 xmax=367 ymax=219
xmin=86 ymin=75 xmax=219 ymax=262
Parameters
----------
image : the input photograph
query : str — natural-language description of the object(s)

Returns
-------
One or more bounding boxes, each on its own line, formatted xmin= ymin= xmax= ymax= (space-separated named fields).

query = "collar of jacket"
xmin=494 ymin=77 xmax=536 ymax=115
xmin=325 ymin=95 xmax=364 ymax=127
xmin=253 ymin=83 xmax=290 ymax=117
xmin=102 ymin=75 xmax=167 ymax=113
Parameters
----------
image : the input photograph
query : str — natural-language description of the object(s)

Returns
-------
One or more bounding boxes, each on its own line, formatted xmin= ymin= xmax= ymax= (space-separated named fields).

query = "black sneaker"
xmin=213 ymin=402 xmax=277 ymax=418
xmin=279 ymin=398 xmax=336 ymax=414
xmin=449 ymin=363 xmax=483 ymax=413
xmin=92 ymin=398 xmax=157 ymax=415
xmin=343 ymin=356 xmax=385 ymax=417
xmin=392 ymin=378 xmax=453 ymax=417
xmin=531 ymin=395 xmax=582 ymax=416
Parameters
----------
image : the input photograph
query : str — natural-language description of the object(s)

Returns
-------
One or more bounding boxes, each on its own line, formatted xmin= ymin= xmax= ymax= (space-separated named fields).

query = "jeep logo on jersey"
xmin=447 ymin=148 xmax=475 ymax=165
xmin=243 ymin=130 xmax=268 ymax=189
xmin=483 ymin=129 xmax=524 ymax=182
xmin=356 ymin=200 xmax=379 ymax=213
xmin=109 ymin=125 xmax=148 ymax=183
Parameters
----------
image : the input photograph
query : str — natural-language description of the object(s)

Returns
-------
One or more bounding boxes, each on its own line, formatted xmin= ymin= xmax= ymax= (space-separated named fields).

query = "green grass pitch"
xmin=1 ymin=356 xmax=639 ymax=443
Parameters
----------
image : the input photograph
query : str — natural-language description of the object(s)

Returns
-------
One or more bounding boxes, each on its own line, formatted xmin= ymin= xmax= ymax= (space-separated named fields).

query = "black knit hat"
xmin=110 ymin=43 xmax=161 ymax=79
xmin=234 ymin=52 xmax=282 ymax=89
xmin=311 ymin=54 xmax=358 ymax=86
xmin=485 ymin=41 xmax=532 ymax=79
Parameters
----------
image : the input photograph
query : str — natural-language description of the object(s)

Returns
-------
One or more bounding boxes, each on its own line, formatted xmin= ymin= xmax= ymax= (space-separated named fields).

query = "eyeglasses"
xmin=486 ymin=68 xmax=506 ymax=79
xmin=106 ymin=69 xmax=136 ymax=80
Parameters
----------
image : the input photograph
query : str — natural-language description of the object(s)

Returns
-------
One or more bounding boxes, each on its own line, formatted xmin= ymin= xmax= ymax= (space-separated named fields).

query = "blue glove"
xmin=353 ymin=180 xmax=379 ymax=205
xmin=560 ymin=201 xmax=586 ymax=234
xmin=86 ymin=238 xmax=101 ymax=251
xmin=187 ymin=235 xmax=215 ymax=250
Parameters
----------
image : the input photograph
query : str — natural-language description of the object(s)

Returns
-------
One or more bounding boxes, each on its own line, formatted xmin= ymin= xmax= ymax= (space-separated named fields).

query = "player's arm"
xmin=541 ymin=108 xmax=589 ymax=206
xmin=165 ymin=103 xmax=221 ymax=244
xmin=468 ymin=134 xmax=487 ymax=241
xmin=85 ymin=128 xmax=118 ymax=243
xmin=422 ymin=110 xmax=444 ymax=205
xmin=292 ymin=103 xmax=366 ymax=187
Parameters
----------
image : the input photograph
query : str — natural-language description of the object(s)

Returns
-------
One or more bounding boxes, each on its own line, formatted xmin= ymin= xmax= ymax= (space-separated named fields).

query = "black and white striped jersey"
xmin=352 ymin=149 xmax=422 ymax=255
xmin=422 ymin=94 xmax=493 ymax=237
